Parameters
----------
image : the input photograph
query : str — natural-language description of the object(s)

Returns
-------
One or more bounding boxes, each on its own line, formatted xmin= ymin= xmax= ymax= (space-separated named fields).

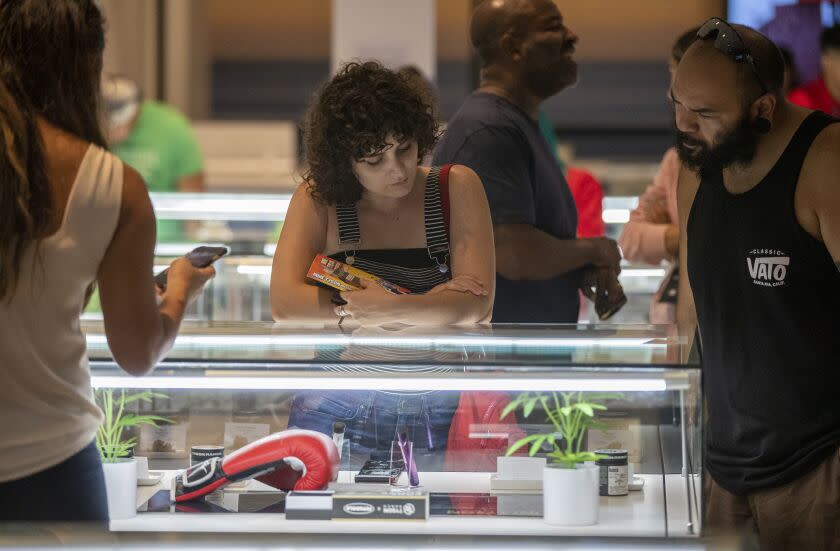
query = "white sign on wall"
xmin=331 ymin=0 xmax=436 ymax=80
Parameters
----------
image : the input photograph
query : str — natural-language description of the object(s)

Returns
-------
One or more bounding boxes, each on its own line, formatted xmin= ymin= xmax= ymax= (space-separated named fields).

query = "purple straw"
xmin=398 ymin=432 xmax=420 ymax=487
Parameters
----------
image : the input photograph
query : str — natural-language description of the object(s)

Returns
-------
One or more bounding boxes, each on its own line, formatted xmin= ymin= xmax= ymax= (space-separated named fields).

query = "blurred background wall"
xmin=106 ymin=1 xmax=840 ymax=164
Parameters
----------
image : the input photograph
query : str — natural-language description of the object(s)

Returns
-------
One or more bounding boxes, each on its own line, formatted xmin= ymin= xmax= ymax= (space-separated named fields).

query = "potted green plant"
xmin=502 ymin=391 xmax=614 ymax=526
xmin=95 ymin=389 xmax=171 ymax=520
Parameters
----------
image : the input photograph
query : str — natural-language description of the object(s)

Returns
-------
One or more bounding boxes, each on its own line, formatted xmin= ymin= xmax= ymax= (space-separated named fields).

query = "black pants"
xmin=0 ymin=441 xmax=108 ymax=522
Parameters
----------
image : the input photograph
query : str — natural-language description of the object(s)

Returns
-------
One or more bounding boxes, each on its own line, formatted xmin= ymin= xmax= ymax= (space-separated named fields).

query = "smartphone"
xmin=596 ymin=293 xmax=627 ymax=321
xmin=155 ymin=245 xmax=229 ymax=289
xmin=656 ymin=267 xmax=679 ymax=304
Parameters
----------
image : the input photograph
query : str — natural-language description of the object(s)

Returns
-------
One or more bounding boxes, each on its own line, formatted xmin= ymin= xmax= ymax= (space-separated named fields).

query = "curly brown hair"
xmin=302 ymin=61 xmax=440 ymax=205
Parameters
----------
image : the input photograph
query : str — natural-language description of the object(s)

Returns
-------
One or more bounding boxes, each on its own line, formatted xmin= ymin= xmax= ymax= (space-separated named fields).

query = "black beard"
xmin=676 ymin=115 xmax=759 ymax=179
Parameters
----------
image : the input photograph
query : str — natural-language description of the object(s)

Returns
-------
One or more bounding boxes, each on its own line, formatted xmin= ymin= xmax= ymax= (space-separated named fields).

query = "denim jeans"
xmin=288 ymin=390 xmax=459 ymax=470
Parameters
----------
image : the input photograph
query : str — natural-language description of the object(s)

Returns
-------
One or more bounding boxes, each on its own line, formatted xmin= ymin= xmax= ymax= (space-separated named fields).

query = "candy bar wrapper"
xmin=306 ymin=254 xmax=411 ymax=295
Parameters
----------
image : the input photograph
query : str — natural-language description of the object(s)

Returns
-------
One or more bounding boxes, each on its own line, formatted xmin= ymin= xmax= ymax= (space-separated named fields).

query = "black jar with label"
xmin=595 ymin=449 xmax=629 ymax=496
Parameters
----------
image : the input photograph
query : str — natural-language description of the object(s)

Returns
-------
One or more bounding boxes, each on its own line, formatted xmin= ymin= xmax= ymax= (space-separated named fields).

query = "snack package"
xmin=307 ymin=254 xmax=410 ymax=295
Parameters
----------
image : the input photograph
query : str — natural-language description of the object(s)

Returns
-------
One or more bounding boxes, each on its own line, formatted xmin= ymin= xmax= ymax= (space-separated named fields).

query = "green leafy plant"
xmin=95 ymin=389 xmax=172 ymax=463
xmin=501 ymin=392 xmax=618 ymax=469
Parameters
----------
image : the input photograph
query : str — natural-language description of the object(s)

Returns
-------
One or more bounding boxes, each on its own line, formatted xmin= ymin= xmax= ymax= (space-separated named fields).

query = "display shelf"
xmin=116 ymin=471 xmax=700 ymax=538
xmin=90 ymin=322 xmax=702 ymax=540
xmin=147 ymin=193 xmax=639 ymax=227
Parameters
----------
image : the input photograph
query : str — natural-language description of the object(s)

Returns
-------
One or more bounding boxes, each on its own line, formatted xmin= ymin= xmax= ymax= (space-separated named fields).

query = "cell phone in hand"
xmin=596 ymin=292 xmax=627 ymax=321
xmin=154 ymin=245 xmax=229 ymax=289
xmin=656 ymin=268 xmax=679 ymax=304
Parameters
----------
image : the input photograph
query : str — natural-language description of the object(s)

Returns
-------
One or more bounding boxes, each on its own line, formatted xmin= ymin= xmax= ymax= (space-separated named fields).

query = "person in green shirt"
xmin=103 ymin=75 xmax=205 ymax=243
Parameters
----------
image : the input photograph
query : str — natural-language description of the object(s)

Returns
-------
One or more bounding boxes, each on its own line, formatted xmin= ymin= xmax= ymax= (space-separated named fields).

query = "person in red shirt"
xmin=788 ymin=25 xmax=840 ymax=116
xmin=536 ymin=112 xmax=605 ymax=238
xmin=565 ymin=167 xmax=605 ymax=238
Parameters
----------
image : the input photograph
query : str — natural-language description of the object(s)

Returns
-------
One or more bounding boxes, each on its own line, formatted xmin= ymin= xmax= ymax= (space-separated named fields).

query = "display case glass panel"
xmin=85 ymin=322 xmax=702 ymax=538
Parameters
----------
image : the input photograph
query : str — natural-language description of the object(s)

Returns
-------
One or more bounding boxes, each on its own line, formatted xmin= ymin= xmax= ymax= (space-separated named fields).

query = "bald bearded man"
xmin=433 ymin=0 xmax=624 ymax=323
xmin=674 ymin=19 xmax=840 ymax=548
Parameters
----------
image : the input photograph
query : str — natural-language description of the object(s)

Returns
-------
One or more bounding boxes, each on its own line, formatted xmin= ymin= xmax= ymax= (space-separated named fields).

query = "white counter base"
xmin=113 ymin=471 xmax=701 ymax=538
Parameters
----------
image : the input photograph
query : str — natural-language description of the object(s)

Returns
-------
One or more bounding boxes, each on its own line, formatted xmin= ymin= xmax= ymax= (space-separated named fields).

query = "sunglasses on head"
xmin=697 ymin=17 xmax=768 ymax=95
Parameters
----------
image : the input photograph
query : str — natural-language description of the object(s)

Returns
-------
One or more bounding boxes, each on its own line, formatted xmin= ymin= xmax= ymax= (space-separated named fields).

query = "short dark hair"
xmin=469 ymin=0 xmax=534 ymax=68
xmin=820 ymin=25 xmax=840 ymax=53
xmin=302 ymin=61 xmax=440 ymax=205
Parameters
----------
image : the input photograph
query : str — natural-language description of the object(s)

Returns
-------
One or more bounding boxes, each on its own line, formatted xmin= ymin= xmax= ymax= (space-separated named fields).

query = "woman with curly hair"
xmin=270 ymin=62 xmax=495 ymax=463
xmin=270 ymin=61 xmax=495 ymax=324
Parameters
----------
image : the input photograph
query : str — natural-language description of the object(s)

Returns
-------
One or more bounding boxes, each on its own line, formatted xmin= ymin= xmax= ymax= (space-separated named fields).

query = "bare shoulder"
xmin=290 ymin=181 xmax=329 ymax=216
xmin=122 ymin=163 xmax=149 ymax=202
xmin=801 ymin=123 xmax=840 ymax=201
xmin=284 ymin=182 xmax=335 ymax=240
xmin=447 ymin=163 xmax=480 ymax=183
xmin=806 ymin=122 xmax=840 ymax=162
xmin=803 ymin=122 xmax=840 ymax=174
xmin=118 ymin=163 xmax=154 ymax=223
xmin=445 ymin=164 xmax=486 ymax=201
xmin=291 ymin=181 xmax=314 ymax=200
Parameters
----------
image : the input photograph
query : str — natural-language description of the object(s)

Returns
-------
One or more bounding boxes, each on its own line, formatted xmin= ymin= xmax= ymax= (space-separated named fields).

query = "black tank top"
xmin=687 ymin=111 xmax=840 ymax=494
xmin=329 ymin=165 xmax=453 ymax=294
xmin=325 ymin=166 xmax=457 ymax=388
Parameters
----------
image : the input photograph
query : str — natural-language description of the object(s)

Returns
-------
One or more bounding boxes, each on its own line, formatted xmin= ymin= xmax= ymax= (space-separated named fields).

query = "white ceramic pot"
xmin=102 ymin=458 xmax=137 ymax=520
xmin=542 ymin=462 xmax=599 ymax=526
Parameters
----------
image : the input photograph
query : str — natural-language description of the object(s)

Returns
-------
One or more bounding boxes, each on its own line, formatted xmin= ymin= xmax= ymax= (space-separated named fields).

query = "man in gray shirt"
xmin=433 ymin=0 xmax=622 ymax=322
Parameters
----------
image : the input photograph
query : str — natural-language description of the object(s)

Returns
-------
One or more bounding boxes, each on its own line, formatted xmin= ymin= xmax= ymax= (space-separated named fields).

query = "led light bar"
xmin=620 ymin=268 xmax=667 ymax=278
xmin=148 ymin=193 xmax=641 ymax=227
xmin=154 ymin=243 xmax=227 ymax=257
xmin=90 ymin=374 xmax=669 ymax=392
xmin=85 ymin=334 xmax=666 ymax=349
xmin=149 ymin=192 xmax=291 ymax=221
xmin=602 ymin=209 xmax=631 ymax=224
xmin=233 ymin=264 xmax=666 ymax=279
xmin=236 ymin=265 xmax=273 ymax=276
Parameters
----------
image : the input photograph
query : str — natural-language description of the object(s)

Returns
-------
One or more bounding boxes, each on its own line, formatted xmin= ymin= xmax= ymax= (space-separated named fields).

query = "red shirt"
xmin=788 ymin=77 xmax=840 ymax=117
xmin=565 ymin=167 xmax=605 ymax=238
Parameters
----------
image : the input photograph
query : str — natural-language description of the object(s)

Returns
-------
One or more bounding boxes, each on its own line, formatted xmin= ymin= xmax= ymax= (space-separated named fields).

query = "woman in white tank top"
xmin=0 ymin=0 xmax=214 ymax=522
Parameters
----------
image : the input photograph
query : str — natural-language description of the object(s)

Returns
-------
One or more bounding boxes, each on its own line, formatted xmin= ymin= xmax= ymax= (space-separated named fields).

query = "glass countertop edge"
xmin=83 ymin=321 xmax=698 ymax=369
xmin=87 ymin=356 xmax=699 ymax=370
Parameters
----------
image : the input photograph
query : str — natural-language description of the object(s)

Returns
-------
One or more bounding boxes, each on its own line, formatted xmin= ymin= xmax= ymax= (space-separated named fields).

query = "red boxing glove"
xmin=173 ymin=430 xmax=340 ymax=502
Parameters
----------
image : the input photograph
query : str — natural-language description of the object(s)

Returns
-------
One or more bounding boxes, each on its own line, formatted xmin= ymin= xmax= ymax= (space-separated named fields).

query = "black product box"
xmin=354 ymin=458 xmax=404 ymax=484
xmin=330 ymin=483 xmax=428 ymax=521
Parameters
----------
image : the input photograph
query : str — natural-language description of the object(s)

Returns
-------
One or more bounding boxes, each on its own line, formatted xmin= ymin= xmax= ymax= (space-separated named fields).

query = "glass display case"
xmin=84 ymin=321 xmax=702 ymax=540
xmin=81 ymin=192 xmax=666 ymax=323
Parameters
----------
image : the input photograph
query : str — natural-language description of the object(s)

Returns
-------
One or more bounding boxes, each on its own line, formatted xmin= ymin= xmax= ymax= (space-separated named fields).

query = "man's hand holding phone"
xmin=581 ymin=266 xmax=626 ymax=321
